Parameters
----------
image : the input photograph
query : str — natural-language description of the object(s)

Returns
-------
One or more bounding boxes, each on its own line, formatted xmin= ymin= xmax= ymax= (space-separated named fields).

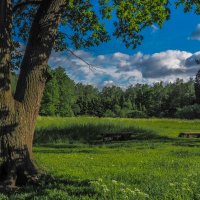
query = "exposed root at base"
xmin=0 ymin=161 xmax=44 ymax=187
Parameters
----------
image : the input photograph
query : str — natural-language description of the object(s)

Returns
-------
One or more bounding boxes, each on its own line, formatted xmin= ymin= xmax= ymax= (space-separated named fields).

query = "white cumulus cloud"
xmin=48 ymin=49 xmax=200 ymax=88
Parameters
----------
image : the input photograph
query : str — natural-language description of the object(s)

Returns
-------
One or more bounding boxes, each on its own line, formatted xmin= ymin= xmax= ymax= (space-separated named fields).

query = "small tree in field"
xmin=0 ymin=0 xmax=199 ymax=187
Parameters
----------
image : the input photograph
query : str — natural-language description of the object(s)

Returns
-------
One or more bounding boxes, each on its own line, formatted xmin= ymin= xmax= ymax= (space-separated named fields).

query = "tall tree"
xmin=40 ymin=67 xmax=76 ymax=116
xmin=54 ymin=66 xmax=76 ymax=116
xmin=195 ymin=70 xmax=200 ymax=104
xmin=75 ymin=83 xmax=100 ymax=116
xmin=101 ymin=86 xmax=124 ymax=111
xmin=0 ymin=0 xmax=197 ymax=187
xmin=40 ymin=68 xmax=59 ymax=116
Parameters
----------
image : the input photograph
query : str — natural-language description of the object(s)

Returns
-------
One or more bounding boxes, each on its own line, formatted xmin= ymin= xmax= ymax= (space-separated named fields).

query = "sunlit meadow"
xmin=2 ymin=117 xmax=200 ymax=199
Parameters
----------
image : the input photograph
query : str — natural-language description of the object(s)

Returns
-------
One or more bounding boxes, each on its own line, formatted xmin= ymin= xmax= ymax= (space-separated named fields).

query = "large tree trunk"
xmin=0 ymin=0 xmax=65 ymax=187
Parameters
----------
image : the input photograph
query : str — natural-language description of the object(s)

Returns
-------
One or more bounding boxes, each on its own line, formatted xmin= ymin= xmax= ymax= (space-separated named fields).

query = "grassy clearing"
xmin=2 ymin=117 xmax=200 ymax=199
xmin=35 ymin=117 xmax=200 ymax=144
xmin=34 ymin=117 xmax=159 ymax=144
xmin=33 ymin=142 xmax=200 ymax=199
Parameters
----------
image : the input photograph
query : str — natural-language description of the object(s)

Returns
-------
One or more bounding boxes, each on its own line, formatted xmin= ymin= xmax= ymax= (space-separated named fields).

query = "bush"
xmin=103 ymin=109 xmax=116 ymax=117
xmin=175 ymin=104 xmax=200 ymax=119
xmin=118 ymin=108 xmax=130 ymax=118
xmin=127 ymin=110 xmax=147 ymax=118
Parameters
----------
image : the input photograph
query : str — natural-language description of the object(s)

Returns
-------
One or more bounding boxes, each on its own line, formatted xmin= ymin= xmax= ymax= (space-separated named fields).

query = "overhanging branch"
xmin=66 ymin=48 xmax=96 ymax=72
xmin=13 ymin=0 xmax=42 ymax=13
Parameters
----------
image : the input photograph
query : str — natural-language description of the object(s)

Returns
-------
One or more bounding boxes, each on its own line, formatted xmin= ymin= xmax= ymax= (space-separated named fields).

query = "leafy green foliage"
xmin=11 ymin=0 xmax=200 ymax=69
xmin=164 ymin=79 xmax=195 ymax=117
xmin=113 ymin=0 xmax=170 ymax=48
xmin=54 ymin=67 xmax=76 ymax=116
xmin=175 ymin=0 xmax=200 ymax=14
xmin=12 ymin=0 xmax=171 ymax=51
xmin=40 ymin=68 xmax=59 ymax=116
xmin=11 ymin=0 xmax=174 ymax=68
xmin=75 ymin=84 xmax=101 ymax=116
xmin=11 ymin=71 xmax=196 ymax=119
xmin=175 ymin=104 xmax=200 ymax=119
xmin=40 ymin=66 xmax=76 ymax=116
xmin=128 ymin=110 xmax=147 ymax=118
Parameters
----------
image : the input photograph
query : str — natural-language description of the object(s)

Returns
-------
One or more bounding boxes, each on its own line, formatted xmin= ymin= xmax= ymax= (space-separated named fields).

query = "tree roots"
xmin=0 ymin=159 xmax=42 ymax=188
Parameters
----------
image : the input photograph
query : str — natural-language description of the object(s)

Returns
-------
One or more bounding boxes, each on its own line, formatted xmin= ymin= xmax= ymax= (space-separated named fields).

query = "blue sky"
xmin=49 ymin=3 xmax=200 ymax=88
xmin=89 ymin=4 xmax=200 ymax=55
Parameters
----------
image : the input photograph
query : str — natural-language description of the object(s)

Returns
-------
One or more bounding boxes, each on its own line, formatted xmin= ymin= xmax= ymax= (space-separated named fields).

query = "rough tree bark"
xmin=0 ymin=0 xmax=65 ymax=187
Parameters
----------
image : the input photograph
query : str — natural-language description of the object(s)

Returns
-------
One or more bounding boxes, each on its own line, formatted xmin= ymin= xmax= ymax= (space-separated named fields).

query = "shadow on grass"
xmin=34 ymin=123 xmax=169 ymax=145
xmin=170 ymin=149 xmax=200 ymax=157
xmin=33 ymin=137 xmax=200 ymax=154
xmin=34 ymin=123 xmax=200 ymax=153
xmin=172 ymin=138 xmax=200 ymax=147
xmin=33 ymin=147 xmax=102 ymax=154
xmin=1 ymin=175 xmax=96 ymax=200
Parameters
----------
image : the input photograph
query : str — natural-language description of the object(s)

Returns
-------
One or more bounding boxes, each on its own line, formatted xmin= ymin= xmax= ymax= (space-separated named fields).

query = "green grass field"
xmin=2 ymin=117 xmax=200 ymax=200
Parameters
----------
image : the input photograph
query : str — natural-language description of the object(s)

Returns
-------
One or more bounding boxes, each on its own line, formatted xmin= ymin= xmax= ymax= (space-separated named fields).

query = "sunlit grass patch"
xmin=33 ymin=117 xmax=200 ymax=199
xmin=33 ymin=140 xmax=200 ymax=199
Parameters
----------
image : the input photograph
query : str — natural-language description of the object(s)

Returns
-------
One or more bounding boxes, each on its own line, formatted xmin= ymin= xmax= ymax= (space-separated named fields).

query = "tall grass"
xmin=35 ymin=117 xmax=200 ymax=144
xmin=35 ymin=117 xmax=158 ymax=144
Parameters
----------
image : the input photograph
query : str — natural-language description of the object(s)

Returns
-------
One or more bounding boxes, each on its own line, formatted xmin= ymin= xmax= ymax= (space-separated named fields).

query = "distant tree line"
xmin=12 ymin=67 xmax=200 ymax=119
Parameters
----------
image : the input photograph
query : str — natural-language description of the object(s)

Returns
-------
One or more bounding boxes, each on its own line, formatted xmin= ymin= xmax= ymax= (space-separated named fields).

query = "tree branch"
xmin=66 ymin=48 xmax=96 ymax=72
xmin=13 ymin=0 xmax=42 ymax=13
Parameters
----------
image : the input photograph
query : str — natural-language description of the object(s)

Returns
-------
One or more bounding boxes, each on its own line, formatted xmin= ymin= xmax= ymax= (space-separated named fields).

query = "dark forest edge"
xmin=11 ymin=67 xmax=200 ymax=119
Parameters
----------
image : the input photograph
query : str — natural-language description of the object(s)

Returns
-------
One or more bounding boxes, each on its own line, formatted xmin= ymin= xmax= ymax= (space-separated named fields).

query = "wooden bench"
xmin=179 ymin=132 xmax=200 ymax=138
xmin=102 ymin=132 xmax=132 ymax=142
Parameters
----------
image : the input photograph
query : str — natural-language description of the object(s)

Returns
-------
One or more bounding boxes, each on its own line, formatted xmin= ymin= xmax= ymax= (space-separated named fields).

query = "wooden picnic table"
xmin=102 ymin=132 xmax=132 ymax=142
xmin=179 ymin=132 xmax=200 ymax=138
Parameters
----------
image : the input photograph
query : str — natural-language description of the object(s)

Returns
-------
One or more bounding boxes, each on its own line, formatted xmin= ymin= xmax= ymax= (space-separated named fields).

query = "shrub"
xmin=127 ymin=110 xmax=147 ymax=118
xmin=103 ymin=109 xmax=116 ymax=117
xmin=118 ymin=108 xmax=130 ymax=118
xmin=175 ymin=104 xmax=200 ymax=119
